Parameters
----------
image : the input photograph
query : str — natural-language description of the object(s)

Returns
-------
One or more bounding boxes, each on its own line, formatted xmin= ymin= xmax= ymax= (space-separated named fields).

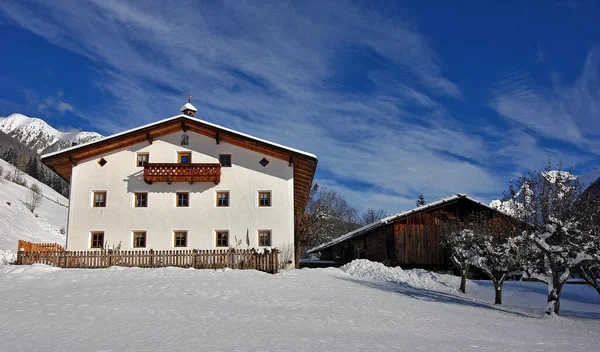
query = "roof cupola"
xmin=180 ymin=95 xmax=197 ymax=117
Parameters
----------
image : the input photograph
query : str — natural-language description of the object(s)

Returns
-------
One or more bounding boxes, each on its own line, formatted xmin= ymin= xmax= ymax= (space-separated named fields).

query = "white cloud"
xmin=57 ymin=102 xmax=73 ymax=113
xmin=31 ymin=91 xmax=74 ymax=115
xmin=490 ymin=47 xmax=600 ymax=152
xmin=3 ymin=0 xmax=585 ymax=212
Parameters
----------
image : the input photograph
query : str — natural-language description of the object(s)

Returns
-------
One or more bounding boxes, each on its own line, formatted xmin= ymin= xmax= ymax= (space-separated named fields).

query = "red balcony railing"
xmin=144 ymin=163 xmax=221 ymax=184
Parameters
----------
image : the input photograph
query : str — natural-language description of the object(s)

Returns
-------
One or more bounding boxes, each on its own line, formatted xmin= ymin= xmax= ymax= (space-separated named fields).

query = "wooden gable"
xmin=41 ymin=115 xmax=318 ymax=218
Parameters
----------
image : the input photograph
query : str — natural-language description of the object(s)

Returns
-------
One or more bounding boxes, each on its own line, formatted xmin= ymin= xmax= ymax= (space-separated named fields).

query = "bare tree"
xmin=6 ymin=166 xmax=26 ymax=186
xmin=360 ymin=208 xmax=387 ymax=225
xmin=505 ymin=161 xmax=600 ymax=315
xmin=295 ymin=184 xmax=359 ymax=267
xmin=25 ymin=183 xmax=44 ymax=213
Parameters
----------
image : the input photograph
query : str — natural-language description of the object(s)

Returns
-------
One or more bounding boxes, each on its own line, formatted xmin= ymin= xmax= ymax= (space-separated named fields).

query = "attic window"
xmin=98 ymin=158 xmax=107 ymax=167
xmin=259 ymin=157 xmax=270 ymax=167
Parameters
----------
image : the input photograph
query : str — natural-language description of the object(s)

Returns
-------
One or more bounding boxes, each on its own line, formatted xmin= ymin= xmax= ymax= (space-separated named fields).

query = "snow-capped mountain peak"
xmin=0 ymin=113 xmax=103 ymax=154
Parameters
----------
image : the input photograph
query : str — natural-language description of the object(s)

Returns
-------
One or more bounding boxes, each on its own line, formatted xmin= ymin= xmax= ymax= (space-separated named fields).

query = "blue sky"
xmin=0 ymin=0 xmax=599 ymax=213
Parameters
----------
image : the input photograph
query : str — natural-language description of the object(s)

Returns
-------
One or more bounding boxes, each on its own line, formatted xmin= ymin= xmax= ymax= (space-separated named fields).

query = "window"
xmin=133 ymin=231 xmax=146 ymax=248
xmin=93 ymin=191 xmax=106 ymax=207
xmin=174 ymin=231 xmax=187 ymax=247
xmin=259 ymin=157 xmax=270 ymax=167
xmin=135 ymin=192 xmax=148 ymax=207
xmin=216 ymin=191 xmax=229 ymax=207
xmin=98 ymin=158 xmax=107 ymax=167
xmin=219 ymin=154 xmax=232 ymax=167
xmin=258 ymin=191 xmax=271 ymax=207
xmin=258 ymin=230 xmax=271 ymax=247
xmin=216 ymin=231 xmax=229 ymax=247
xmin=136 ymin=153 xmax=149 ymax=167
xmin=91 ymin=232 xmax=104 ymax=248
xmin=178 ymin=152 xmax=191 ymax=164
xmin=176 ymin=192 xmax=189 ymax=207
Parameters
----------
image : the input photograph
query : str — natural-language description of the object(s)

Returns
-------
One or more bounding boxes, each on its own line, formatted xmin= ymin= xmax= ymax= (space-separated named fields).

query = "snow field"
xmin=1 ymin=262 xmax=599 ymax=352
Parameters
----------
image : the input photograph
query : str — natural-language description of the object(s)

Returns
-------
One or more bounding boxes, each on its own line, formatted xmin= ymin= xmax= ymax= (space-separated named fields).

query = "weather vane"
xmin=188 ymin=94 xmax=192 ymax=103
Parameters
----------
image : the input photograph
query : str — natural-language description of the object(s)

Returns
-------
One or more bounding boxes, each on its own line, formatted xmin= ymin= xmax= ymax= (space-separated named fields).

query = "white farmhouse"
xmin=41 ymin=101 xmax=317 ymax=266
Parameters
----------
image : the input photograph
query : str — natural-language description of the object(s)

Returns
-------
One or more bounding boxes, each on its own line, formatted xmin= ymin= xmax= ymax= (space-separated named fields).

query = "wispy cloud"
xmin=0 ymin=0 xmax=592 ymax=213
xmin=490 ymin=47 xmax=600 ymax=152
xmin=20 ymin=90 xmax=74 ymax=115
xmin=536 ymin=45 xmax=545 ymax=63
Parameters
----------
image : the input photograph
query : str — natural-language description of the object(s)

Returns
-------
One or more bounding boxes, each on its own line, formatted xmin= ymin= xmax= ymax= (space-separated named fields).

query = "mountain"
xmin=0 ymin=159 xmax=67 ymax=264
xmin=490 ymin=168 xmax=600 ymax=212
xmin=580 ymin=168 xmax=600 ymax=190
xmin=0 ymin=113 xmax=103 ymax=154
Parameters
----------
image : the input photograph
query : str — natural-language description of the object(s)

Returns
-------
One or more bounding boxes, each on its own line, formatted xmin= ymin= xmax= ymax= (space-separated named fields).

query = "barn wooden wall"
xmin=365 ymin=226 xmax=390 ymax=263
xmin=393 ymin=213 xmax=444 ymax=266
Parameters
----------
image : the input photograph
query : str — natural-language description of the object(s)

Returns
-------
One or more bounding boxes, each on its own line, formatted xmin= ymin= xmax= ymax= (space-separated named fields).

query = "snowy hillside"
xmin=0 ymin=113 xmax=102 ymax=154
xmin=0 ymin=159 xmax=67 ymax=263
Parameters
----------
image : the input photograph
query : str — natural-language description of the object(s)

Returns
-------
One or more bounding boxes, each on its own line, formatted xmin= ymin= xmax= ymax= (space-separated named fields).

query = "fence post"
xmin=17 ymin=249 xmax=24 ymax=265
xmin=149 ymin=249 xmax=154 ymax=268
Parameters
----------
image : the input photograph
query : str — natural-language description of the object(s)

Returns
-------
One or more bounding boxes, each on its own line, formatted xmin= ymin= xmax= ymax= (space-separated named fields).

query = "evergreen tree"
xmin=416 ymin=193 xmax=427 ymax=207
xmin=2 ymin=148 xmax=17 ymax=165
xmin=26 ymin=157 xmax=39 ymax=180
xmin=51 ymin=174 xmax=63 ymax=194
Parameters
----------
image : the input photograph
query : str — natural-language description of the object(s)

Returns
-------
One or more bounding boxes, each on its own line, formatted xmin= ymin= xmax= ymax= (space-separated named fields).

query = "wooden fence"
xmin=18 ymin=240 xmax=65 ymax=253
xmin=16 ymin=248 xmax=279 ymax=273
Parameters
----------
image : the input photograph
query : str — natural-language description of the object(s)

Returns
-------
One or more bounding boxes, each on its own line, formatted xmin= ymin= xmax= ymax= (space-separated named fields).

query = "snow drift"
xmin=340 ymin=259 xmax=456 ymax=292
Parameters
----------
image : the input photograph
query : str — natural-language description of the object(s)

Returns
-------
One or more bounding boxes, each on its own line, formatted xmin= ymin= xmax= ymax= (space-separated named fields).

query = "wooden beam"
xmin=181 ymin=121 xmax=187 ymax=132
xmin=69 ymin=156 xmax=78 ymax=166
xmin=288 ymin=155 xmax=293 ymax=167
xmin=146 ymin=131 xmax=153 ymax=144
xmin=215 ymin=132 xmax=220 ymax=144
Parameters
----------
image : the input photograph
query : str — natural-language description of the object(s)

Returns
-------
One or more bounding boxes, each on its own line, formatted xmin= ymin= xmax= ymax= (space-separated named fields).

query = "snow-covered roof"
xmin=307 ymin=194 xmax=496 ymax=253
xmin=41 ymin=114 xmax=317 ymax=160
xmin=180 ymin=102 xmax=197 ymax=112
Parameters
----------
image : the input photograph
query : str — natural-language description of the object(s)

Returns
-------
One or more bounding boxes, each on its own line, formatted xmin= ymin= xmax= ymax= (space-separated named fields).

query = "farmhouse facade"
xmin=41 ymin=101 xmax=317 ymax=264
xmin=308 ymin=194 xmax=497 ymax=268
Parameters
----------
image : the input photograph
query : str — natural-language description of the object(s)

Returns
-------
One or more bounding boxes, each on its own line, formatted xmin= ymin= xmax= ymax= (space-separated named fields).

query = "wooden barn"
xmin=308 ymin=194 xmax=499 ymax=269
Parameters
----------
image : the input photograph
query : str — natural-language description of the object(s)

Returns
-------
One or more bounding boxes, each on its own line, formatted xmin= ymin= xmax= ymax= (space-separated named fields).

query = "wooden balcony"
xmin=144 ymin=163 xmax=221 ymax=184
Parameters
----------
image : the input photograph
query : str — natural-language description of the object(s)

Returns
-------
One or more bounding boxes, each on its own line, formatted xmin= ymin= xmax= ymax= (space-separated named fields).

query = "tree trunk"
xmin=493 ymin=280 xmax=502 ymax=305
xmin=546 ymin=279 xmax=564 ymax=315
xmin=460 ymin=265 xmax=469 ymax=294
xmin=294 ymin=241 xmax=303 ymax=269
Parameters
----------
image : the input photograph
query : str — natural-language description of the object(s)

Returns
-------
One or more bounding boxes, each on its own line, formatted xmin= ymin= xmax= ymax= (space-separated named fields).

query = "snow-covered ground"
xmin=1 ymin=261 xmax=598 ymax=351
xmin=0 ymin=159 xmax=67 ymax=263
xmin=343 ymin=260 xmax=600 ymax=319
